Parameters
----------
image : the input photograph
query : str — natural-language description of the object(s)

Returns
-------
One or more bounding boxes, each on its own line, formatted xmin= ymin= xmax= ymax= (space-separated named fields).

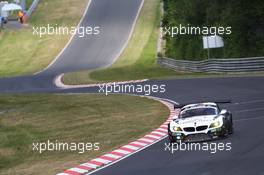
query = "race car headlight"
xmin=209 ymin=121 xmax=221 ymax=128
xmin=172 ymin=126 xmax=182 ymax=132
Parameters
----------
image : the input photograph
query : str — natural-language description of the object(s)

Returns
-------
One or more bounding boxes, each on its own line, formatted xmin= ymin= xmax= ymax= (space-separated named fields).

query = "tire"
xmin=222 ymin=126 xmax=229 ymax=137
xmin=220 ymin=125 xmax=232 ymax=138
xmin=226 ymin=114 xmax=233 ymax=135
xmin=228 ymin=120 xmax=234 ymax=135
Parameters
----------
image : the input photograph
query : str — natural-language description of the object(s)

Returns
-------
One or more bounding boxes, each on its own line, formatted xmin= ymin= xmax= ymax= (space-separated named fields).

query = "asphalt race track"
xmin=0 ymin=0 xmax=142 ymax=92
xmin=1 ymin=0 xmax=264 ymax=174
xmin=87 ymin=77 xmax=264 ymax=175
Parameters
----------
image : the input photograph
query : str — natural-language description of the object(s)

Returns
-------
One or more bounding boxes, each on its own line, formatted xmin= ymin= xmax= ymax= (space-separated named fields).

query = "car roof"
xmin=181 ymin=102 xmax=218 ymax=111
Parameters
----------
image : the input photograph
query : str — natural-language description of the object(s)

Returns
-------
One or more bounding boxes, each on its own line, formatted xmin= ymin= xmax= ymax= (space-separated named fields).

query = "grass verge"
xmin=0 ymin=0 xmax=88 ymax=77
xmin=0 ymin=94 xmax=168 ymax=175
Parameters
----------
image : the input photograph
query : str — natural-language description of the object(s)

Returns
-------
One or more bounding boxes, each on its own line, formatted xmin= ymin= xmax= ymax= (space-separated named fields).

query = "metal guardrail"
xmin=26 ymin=0 xmax=40 ymax=18
xmin=157 ymin=57 xmax=264 ymax=73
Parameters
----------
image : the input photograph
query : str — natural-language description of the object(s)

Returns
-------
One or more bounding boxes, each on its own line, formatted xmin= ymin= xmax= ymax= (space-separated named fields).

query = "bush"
xmin=163 ymin=0 xmax=264 ymax=60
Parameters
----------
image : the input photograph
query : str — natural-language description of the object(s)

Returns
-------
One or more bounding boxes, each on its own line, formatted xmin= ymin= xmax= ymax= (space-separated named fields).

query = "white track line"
xmin=69 ymin=168 xmax=88 ymax=174
xmin=123 ymin=145 xmax=140 ymax=151
xmin=81 ymin=163 xmax=98 ymax=169
xmin=103 ymin=154 xmax=121 ymax=159
xmin=34 ymin=0 xmax=92 ymax=75
xmin=53 ymin=0 xmax=146 ymax=88
xmin=113 ymin=149 xmax=131 ymax=155
xmin=92 ymin=158 xmax=111 ymax=164
xmin=54 ymin=74 xmax=149 ymax=89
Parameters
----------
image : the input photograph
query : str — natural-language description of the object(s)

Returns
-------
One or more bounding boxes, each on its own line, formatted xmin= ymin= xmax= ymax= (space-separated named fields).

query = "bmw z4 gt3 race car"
xmin=168 ymin=102 xmax=233 ymax=143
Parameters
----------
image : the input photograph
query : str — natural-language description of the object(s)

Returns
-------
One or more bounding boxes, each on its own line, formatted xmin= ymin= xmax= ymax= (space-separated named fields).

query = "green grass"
xmin=0 ymin=94 xmax=168 ymax=175
xmin=0 ymin=0 xmax=88 ymax=77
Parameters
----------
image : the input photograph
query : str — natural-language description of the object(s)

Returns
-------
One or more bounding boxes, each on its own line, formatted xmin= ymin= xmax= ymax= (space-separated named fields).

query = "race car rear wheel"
xmin=226 ymin=114 xmax=233 ymax=135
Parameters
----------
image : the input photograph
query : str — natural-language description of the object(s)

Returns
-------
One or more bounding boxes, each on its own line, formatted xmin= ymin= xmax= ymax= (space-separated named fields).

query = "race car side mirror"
xmin=220 ymin=109 xmax=227 ymax=115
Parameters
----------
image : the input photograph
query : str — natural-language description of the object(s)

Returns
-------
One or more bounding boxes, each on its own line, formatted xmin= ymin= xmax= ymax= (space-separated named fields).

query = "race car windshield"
xmin=180 ymin=107 xmax=217 ymax=118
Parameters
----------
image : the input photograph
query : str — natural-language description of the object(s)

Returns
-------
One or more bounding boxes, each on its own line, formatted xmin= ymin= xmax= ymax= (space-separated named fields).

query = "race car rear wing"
xmin=174 ymin=100 xmax=232 ymax=109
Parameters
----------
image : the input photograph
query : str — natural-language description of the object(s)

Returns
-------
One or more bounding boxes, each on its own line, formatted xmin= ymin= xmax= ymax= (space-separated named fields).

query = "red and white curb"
xmin=54 ymin=74 xmax=149 ymax=89
xmin=57 ymin=99 xmax=179 ymax=175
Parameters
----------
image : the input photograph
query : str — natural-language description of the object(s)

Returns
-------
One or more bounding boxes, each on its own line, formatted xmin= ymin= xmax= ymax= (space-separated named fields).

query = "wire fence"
xmin=157 ymin=57 xmax=264 ymax=73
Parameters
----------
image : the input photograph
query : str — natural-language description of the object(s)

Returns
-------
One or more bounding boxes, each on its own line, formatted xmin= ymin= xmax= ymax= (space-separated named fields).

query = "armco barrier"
xmin=26 ymin=0 xmax=40 ymax=18
xmin=157 ymin=57 xmax=264 ymax=73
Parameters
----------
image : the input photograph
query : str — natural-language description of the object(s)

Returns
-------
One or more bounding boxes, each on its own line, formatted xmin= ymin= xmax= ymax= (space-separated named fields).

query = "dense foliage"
xmin=163 ymin=0 xmax=264 ymax=60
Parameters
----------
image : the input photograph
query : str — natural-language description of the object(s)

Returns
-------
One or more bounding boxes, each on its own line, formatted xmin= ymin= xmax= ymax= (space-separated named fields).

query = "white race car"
xmin=168 ymin=102 xmax=233 ymax=143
